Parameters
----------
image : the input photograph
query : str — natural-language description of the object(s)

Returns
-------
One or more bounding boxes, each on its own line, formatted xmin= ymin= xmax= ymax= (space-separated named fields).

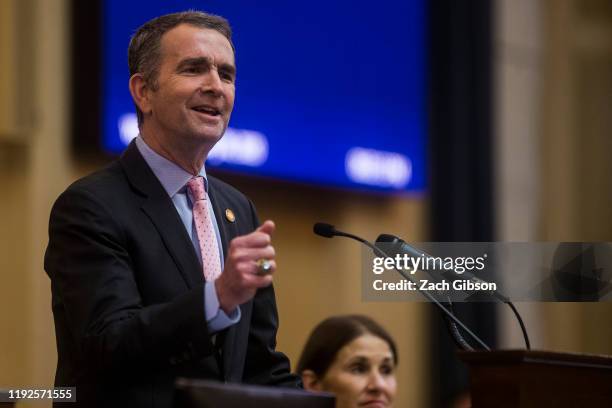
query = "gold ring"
xmin=256 ymin=258 xmax=272 ymax=275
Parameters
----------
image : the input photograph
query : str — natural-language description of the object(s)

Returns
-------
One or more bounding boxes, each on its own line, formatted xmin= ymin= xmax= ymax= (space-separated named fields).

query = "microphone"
xmin=313 ymin=222 xmax=491 ymax=351
xmin=314 ymin=223 xmax=384 ymax=255
xmin=313 ymin=223 xmax=336 ymax=238
xmin=375 ymin=233 xmax=531 ymax=350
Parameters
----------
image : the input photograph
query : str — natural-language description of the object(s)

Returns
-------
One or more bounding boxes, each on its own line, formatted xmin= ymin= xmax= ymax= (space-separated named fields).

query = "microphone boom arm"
xmin=314 ymin=223 xmax=491 ymax=351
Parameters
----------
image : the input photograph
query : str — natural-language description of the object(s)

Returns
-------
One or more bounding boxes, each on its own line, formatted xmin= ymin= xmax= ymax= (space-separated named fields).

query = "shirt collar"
xmin=135 ymin=136 xmax=208 ymax=197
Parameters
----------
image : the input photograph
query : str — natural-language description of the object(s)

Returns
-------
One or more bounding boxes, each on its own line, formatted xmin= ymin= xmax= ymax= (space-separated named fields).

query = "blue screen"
xmin=103 ymin=0 xmax=426 ymax=192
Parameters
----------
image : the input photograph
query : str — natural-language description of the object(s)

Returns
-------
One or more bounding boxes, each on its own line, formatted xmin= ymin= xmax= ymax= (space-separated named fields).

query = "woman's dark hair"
xmin=296 ymin=315 xmax=398 ymax=378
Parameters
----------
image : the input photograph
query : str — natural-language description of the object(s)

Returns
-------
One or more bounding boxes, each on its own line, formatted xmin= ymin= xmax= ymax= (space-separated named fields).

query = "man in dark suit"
xmin=45 ymin=11 xmax=300 ymax=407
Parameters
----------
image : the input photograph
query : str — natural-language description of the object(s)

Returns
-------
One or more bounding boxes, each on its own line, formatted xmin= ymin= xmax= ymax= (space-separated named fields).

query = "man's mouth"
xmin=192 ymin=105 xmax=221 ymax=116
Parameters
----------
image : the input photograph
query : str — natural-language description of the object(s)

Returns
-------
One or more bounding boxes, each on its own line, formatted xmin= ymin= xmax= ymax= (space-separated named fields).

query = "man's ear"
xmin=129 ymin=73 xmax=152 ymax=117
xmin=301 ymin=370 xmax=323 ymax=392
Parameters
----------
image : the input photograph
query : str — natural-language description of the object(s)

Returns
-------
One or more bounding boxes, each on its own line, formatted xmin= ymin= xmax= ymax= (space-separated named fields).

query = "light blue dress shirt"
xmin=135 ymin=136 xmax=240 ymax=333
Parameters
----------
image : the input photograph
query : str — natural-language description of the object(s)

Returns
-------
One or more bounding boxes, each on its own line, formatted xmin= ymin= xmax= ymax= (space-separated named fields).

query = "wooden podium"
xmin=459 ymin=350 xmax=612 ymax=407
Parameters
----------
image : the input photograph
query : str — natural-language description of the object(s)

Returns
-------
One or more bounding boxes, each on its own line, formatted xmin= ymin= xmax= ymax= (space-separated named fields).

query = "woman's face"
xmin=318 ymin=334 xmax=397 ymax=408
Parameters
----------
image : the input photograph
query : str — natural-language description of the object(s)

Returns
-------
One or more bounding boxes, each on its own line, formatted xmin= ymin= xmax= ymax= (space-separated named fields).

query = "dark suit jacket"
xmin=45 ymin=142 xmax=300 ymax=407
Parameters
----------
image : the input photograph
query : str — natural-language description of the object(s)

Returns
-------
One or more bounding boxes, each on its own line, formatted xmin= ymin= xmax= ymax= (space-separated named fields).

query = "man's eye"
xmin=220 ymin=72 xmax=235 ymax=82
xmin=182 ymin=67 xmax=200 ymax=74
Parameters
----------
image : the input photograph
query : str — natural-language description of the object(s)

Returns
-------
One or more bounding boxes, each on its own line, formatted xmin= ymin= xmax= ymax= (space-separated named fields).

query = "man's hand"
xmin=215 ymin=220 xmax=276 ymax=313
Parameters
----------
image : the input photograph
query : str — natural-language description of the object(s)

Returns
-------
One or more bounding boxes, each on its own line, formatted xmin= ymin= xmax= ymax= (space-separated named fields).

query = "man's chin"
xmin=187 ymin=123 xmax=225 ymax=140
xmin=190 ymin=129 xmax=225 ymax=147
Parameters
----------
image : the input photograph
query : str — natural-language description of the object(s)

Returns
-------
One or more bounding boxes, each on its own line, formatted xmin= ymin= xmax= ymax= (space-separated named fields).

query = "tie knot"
xmin=187 ymin=177 xmax=207 ymax=202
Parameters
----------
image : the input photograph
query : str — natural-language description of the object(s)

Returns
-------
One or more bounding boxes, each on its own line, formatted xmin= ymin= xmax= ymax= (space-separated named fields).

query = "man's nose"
xmin=201 ymin=69 xmax=223 ymax=95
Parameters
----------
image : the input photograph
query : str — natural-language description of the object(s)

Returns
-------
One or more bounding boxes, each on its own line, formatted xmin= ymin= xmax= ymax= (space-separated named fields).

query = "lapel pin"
xmin=225 ymin=208 xmax=236 ymax=223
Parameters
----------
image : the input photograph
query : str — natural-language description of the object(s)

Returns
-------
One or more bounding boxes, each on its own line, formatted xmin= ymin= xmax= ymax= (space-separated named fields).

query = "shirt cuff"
xmin=204 ymin=281 xmax=241 ymax=333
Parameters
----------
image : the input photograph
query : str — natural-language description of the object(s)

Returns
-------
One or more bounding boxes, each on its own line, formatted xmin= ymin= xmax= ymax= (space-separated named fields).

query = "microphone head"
xmin=376 ymin=234 xmax=402 ymax=245
xmin=313 ymin=222 xmax=337 ymax=238
xmin=376 ymin=233 xmax=424 ymax=259
xmin=375 ymin=234 xmax=406 ymax=257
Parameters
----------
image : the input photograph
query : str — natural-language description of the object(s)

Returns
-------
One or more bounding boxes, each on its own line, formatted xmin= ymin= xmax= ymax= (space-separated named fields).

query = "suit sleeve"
xmin=45 ymin=186 xmax=215 ymax=375
xmin=240 ymin=200 xmax=303 ymax=388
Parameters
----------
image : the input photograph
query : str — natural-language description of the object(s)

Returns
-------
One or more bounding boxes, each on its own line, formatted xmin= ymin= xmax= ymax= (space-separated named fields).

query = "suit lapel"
xmin=140 ymin=199 xmax=203 ymax=288
xmin=120 ymin=141 xmax=203 ymax=289
xmin=207 ymin=179 xmax=239 ymax=259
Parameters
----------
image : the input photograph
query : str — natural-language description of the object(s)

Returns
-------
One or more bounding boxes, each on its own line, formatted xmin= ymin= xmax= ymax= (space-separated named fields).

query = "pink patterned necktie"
xmin=187 ymin=177 xmax=222 ymax=282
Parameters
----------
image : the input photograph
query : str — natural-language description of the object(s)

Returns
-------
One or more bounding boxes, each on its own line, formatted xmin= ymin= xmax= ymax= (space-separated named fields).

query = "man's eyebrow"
xmin=176 ymin=57 xmax=211 ymax=70
xmin=176 ymin=57 xmax=236 ymax=76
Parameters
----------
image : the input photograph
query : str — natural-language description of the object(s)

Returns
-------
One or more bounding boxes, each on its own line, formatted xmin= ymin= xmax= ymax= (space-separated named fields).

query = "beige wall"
xmin=0 ymin=145 xmax=29 ymax=389
xmin=0 ymin=1 xmax=427 ymax=407
xmin=495 ymin=0 xmax=612 ymax=355
xmin=494 ymin=0 xmax=546 ymax=348
xmin=1 ymin=1 xmax=73 ymax=406
xmin=538 ymin=0 xmax=612 ymax=354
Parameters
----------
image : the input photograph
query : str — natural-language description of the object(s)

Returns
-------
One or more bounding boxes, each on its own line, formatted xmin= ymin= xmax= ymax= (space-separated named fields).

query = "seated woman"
xmin=297 ymin=315 xmax=398 ymax=408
